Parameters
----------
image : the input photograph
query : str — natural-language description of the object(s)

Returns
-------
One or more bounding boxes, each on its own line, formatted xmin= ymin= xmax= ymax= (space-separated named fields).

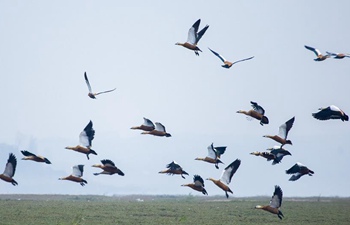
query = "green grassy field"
xmin=0 ymin=195 xmax=349 ymax=225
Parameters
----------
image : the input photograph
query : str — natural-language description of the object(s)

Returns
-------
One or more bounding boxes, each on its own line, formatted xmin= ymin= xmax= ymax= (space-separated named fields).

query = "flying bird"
xmin=59 ymin=165 xmax=87 ymax=186
xmin=304 ymin=45 xmax=330 ymax=61
xmin=181 ymin=175 xmax=207 ymax=195
xmin=255 ymin=185 xmax=284 ymax=220
xmin=0 ymin=153 xmax=18 ymax=186
xmin=326 ymin=51 xmax=350 ymax=59
xmin=263 ymin=117 xmax=295 ymax=147
xmin=92 ymin=159 xmax=125 ymax=176
xmin=195 ymin=143 xmax=227 ymax=169
xmin=250 ymin=151 xmax=276 ymax=161
xmin=65 ymin=120 xmax=97 ymax=159
xmin=237 ymin=101 xmax=269 ymax=125
xmin=286 ymin=162 xmax=314 ymax=181
xmin=21 ymin=150 xmax=51 ymax=164
xmin=130 ymin=117 xmax=155 ymax=132
xmin=208 ymin=48 xmax=254 ymax=69
xmin=206 ymin=159 xmax=241 ymax=198
xmin=84 ymin=72 xmax=116 ymax=99
xmin=267 ymin=146 xmax=292 ymax=165
xmin=159 ymin=161 xmax=189 ymax=179
xmin=141 ymin=122 xmax=171 ymax=137
xmin=312 ymin=105 xmax=348 ymax=121
xmin=175 ymin=19 xmax=209 ymax=56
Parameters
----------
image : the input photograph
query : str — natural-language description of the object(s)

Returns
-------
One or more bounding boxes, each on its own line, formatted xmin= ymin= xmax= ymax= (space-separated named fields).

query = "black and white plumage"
xmin=267 ymin=146 xmax=292 ymax=165
xmin=263 ymin=117 xmax=295 ymax=147
xmin=312 ymin=105 xmax=348 ymax=121
xmin=255 ymin=185 xmax=284 ymax=220
xmin=208 ymin=47 xmax=254 ymax=69
xmin=304 ymin=45 xmax=330 ymax=61
xmin=80 ymin=120 xmax=95 ymax=148
xmin=220 ymin=159 xmax=241 ymax=185
xmin=286 ymin=162 xmax=314 ymax=181
xmin=0 ymin=153 xmax=18 ymax=186
xmin=84 ymin=72 xmax=116 ymax=99
xmin=251 ymin=101 xmax=269 ymax=125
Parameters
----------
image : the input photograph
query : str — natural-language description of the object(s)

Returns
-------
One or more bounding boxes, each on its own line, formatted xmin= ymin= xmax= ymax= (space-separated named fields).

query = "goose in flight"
xmin=237 ymin=101 xmax=269 ymax=125
xmin=141 ymin=122 xmax=171 ymax=137
xmin=159 ymin=161 xmax=189 ymax=179
xmin=206 ymin=159 xmax=241 ymax=198
xmin=326 ymin=51 xmax=350 ymax=59
xmin=0 ymin=153 xmax=18 ymax=186
xmin=175 ymin=19 xmax=209 ymax=56
xmin=286 ymin=162 xmax=314 ymax=181
xmin=84 ymin=72 xmax=116 ymax=99
xmin=208 ymin=48 xmax=254 ymax=68
xmin=304 ymin=45 xmax=330 ymax=61
xmin=263 ymin=117 xmax=295 ymax=147
xmin=130 ymin=117 xmax=155 ymax=132
xmin=250 ymin=151 xmax=276 ymax=161
xmin=312 ymin=105 xmax=348 ymax=121
xmin=59 ymin=165 xmax=87 ymax=186
xmin=21 ymin=150 xmax=51 ymax=164
xmin=92 ymin=159 xmax=124 ymax=176
xmin=65 ymin=120 xmax=97 ymax=159
xmin=255 ymin=185 xmax=284 ymax=220
xmin=195 ymin=143 xmax=227 ymax=169
xmin=181 ymin=175 xmax=207 ymax=195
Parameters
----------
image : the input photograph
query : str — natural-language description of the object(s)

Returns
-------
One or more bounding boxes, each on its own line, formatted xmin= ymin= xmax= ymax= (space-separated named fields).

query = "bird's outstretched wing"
xmin=95 ymin=88 xmax=116 ymax=96
xmin=231 ymin=56 xmax=254 ymax=65
xmin=84 ymin=72 xmax=93 ymax=93
xmin=208 ymin=48 xmax=226 ymax=63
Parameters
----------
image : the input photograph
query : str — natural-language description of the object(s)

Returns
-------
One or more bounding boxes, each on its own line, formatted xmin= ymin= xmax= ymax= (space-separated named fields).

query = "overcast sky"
xmin=0 ymin=1 xmax=349 ymax=197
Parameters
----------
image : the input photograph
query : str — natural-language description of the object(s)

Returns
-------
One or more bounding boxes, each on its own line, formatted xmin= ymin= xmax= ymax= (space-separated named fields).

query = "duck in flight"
xmin=255 ymin=185 xmax=284 ymax=220
xmin=206 ymin=159 xmax=241 ymax=198
xmin=84 ymin=72 xmax=116 ymax=99
xmin=237 ymin=101 xmax=269 ymax=125
xmin=312 ymin=105 xmax=348 ymax=121
xmin=263 ymin=117 xmax=295 ymax=147
xmin=130 ymin=117 xmax=155 ymax=132
xmin=65 ymin=120 xmax=97 ymax=159
xmin=0 ymin=153 xmax=18 ymax=186
xmin=326 ymin=51 xmax=350 ymax=59
xmin=159 ymin=161 xmax=189 ymax=179
xmin=59 ymin=165 xmax=87 ymax=186
xmin=181 ymin=175 xmax=207 ymax=195
xmin=304 ymin=45 xmax=330 ymax=61
xmin=286 ymin=162 xmax=314 ymax=181
xmin=92 ymin=159 xmax=125 ymax=176
xmin=195 ymin=143 xmax=227 ymax=169
xmin=21 ymin=150 xmax=51 ymax=164
xmin=208 ymin=48 xmax=254 ymax=69
xmin=175 ymin=19 xmax=209 ymax=56
xmin=141 ymin=122 xmax=171 ymax=137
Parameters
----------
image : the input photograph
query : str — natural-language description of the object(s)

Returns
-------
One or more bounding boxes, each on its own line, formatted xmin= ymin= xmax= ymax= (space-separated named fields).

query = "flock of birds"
xmin=0 ymin=18 xmax=348 ymax=220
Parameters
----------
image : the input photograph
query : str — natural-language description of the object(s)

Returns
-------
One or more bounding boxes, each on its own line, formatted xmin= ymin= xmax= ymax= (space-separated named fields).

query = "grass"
xmin=0 ymin=195 xmax=349 ymax=225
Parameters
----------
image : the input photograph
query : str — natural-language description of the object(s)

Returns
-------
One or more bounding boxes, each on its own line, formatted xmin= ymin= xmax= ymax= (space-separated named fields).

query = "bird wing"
xmin=84 ymin=72 xmax=93 ymax=93
xmin=155 ymin=122 xmax=166 ymax=132
xmin=167 ymin=161 xmax=182 ymax=170
xmin=278 ymin=117 xmax=295 ymax=139
xmin=101 ymin=159 xmax=115 ymax=167
xmin=305 ymin=45 xmax=321 ymax=56
xmin=143 ymin=117 xmax=155 ymax=128
xmin=94 ymin=88 xmax=116 ymax=96
xmin=187 ymin=19 xmax=200 ymax=45
xmin=250 ymin=101 xmax=265 ymax=115
xmin=270 ymin=185 xmax=283 ymax=208
xmin=79 ymin=120 xmax=95 ymax=147
xmin=193 ymin=175 xmax=204 ymax=187
xmin=72 ymin=165 xmax=84 ymax=177
xmin=220 ymin=159 xmax=241 ymax=185
xmin=3 ymin=153 xmax=17 ymax=178
xmin=195 ymin=25 xmax=209 ymax=44
xmin=286 ymin=162 xmax=304 ymax=174
xmin=21 ymin=150 xmax=37 ymax=157
xmin=231 ymin=56 xmax=254 ymax=65
xmin=208 ymin=48 xmax=226 ymax=63
xmin=206 ymin=143 xmax=216 ymax=159
xmin=214 ymin=146 xmax=227 ymax=158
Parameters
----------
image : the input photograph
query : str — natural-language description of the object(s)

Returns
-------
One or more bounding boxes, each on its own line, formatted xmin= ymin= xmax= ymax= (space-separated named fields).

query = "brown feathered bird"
xmin=181 ymin=175 xmax=207 ymax=195
xmin=286 ymin=162 xmax=314 ymax=181
xmin=159 ymin=161 xmax=189 ymax=179
xmin=21 ymin=150 xmax=51 ymax=164
xmin=59 ymin=165 xmax=87 ymax=186
xmin=0 ymin=153 xmax=18 ymax=186
xmin=255 ymin=185 xmax=284 ymax=220
xmin=263 ymin=117 xmax=295 ymax=147
xmin=92 ymin=159 xmax=124 ymax=176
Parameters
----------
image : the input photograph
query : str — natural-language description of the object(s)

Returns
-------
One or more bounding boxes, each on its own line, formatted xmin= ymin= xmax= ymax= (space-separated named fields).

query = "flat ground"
xmin=0 ymin=195 xmax=349 ymax=225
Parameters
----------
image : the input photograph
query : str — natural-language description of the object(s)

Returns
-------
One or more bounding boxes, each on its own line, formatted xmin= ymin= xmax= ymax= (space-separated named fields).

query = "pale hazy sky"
xmin=0 ymin=1 xmax=349 ymax=197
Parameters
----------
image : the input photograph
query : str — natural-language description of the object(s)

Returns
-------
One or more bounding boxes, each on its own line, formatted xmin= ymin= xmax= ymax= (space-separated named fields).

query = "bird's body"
xmin=208 ymin=48 xmax=254 ymax=68
xmin=267 ymin=146 xmax=292 ymax=165
xmin=286 ymin=162 xmax=314 ymax=181
xmin=326 ymin=51 xmax=350 ymax=59
xmin=250 ymin=151 xmax=275 ymax=161
xmin=176 ymin=19 xmax=209 ymax=56
xmin=304 ymin=45 xmax=330 ymax=61
xmin=207 ymin=159 xmax=241 ymax=198
xmin=312 ymin=105 xmax=348 ymax=121
xmin=84 ymin=72 xmax=116 ymax=99
xmin=141 ymin=122 xmax=171 ymax=137
xmin=59 ymin=165 xmax=87 ymax=186
xmin=130 ymin=117 xmax=155 ymax=131
xmin=92 ymin=159 xmax=124 ymax=176
xmin=65 ymin=120 xmax=97 ymax=159
xmin=181 ymin=175 xmax=207 ymax=195
xmin=263 ymin=117 xmax=295 ymax=147
xmin=21 ymin=150 xmax=51 ymax=164
xmin=255 ymin=185 xmax=284 ymax=220
xmin=237 ymin=101 xmax=269 ymax=125
xmin=195 ymin=143 xmax=226 ymax=169
xmin=0 ymin=153 xmax=18 ymax=186
xmin=159 ymin=161 xmax=189 ymax=179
